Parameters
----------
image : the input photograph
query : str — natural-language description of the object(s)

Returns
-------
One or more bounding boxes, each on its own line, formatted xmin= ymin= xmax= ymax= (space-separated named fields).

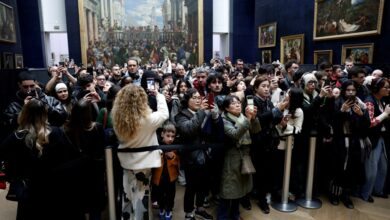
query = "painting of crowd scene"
xmin=80 ymin=0 xmax=201 ymax=68
xmin=341 ymin=43 xmax=373 ymax=64
xmin=314 ymin=0 xmax=384 ymax=40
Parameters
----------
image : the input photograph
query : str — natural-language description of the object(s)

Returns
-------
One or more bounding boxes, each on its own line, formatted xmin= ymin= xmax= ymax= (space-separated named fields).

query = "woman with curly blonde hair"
xmin=112 ymin=83 xmax=169 ymax=220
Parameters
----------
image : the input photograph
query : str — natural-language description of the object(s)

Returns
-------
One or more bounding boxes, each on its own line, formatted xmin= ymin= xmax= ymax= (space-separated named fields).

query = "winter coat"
xmin=219 ymin=113 xmax=261 ymax=199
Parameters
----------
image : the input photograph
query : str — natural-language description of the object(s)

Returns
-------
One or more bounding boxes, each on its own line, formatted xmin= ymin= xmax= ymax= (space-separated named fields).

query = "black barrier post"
xmin=271 ymin=134 xmax=298 ymax=212
xmin=296 ymin=136 xmax=322 ymax=209
xmin=105 ymin=146 xmax=117 ymax=220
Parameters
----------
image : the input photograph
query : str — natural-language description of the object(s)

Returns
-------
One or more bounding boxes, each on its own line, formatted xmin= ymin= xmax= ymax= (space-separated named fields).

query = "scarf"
xmin=226 ymin=112 xmax=252 ymax=146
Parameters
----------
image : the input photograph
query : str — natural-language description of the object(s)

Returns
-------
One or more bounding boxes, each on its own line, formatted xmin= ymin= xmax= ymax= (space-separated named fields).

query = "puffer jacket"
xmin=175 ymin=108 xmax=208 ymax=166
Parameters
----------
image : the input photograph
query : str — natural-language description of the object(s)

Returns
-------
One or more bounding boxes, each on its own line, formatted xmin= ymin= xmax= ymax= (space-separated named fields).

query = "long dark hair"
xmin=288 ymin=87 xmax=303 ymax=118
xmin=64 ymin=99 xmax=95 ymax=148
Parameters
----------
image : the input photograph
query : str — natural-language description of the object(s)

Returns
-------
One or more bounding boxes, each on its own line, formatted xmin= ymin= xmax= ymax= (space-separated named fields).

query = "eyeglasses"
xmin=97 ymin=78 xmax=106 ymax=81
xmin=307 ymin=80 xmax=317 ymax=85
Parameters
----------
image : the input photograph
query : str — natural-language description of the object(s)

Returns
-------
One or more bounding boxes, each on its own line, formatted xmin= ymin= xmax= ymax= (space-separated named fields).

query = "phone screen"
xmin=208 ymin=93 xmax=215 ymax=109
xmin=246 ymin=95 xmax=254 ymax=111
xmin=147 ymin=78 xmax=155 ymax=90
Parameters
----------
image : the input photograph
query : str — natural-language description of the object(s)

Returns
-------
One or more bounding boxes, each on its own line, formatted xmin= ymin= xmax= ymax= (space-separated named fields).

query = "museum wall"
xmin=16 ymin=0 xmax=45 ymax=68
xmin=253 ymin=0 xmax=390 ymax=72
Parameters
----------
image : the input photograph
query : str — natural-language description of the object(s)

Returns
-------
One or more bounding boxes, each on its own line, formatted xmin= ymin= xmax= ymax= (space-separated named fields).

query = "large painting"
xmin=341 ymin=43 xmax=374 ymax=64
xmin=78 ymin=0 xmax=204 ymax=68
xmin=280 ymin=34 xmax=304 ymax=64
xmin=0 ymin=2 xmax=16 ymax=43
xmin=258 ymin=22 xmax=276 ymax=48
xmin=314 ymin=0 xmax=385 ymax=41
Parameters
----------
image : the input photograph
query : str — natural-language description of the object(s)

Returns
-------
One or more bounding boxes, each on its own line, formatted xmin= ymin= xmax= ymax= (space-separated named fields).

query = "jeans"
xmin=361 ymin=137 xmax=388 ymax=200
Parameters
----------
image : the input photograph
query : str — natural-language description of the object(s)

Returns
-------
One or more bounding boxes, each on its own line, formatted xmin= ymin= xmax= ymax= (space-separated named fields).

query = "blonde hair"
xmin=112 ymin=84 xmax=151 ymax=140
xmin=17 ymin=99 xmax=51 ymax=157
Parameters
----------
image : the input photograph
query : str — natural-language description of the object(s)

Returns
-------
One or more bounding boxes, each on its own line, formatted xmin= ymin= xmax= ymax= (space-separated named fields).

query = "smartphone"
xmin=246 ymin=95 xmax=254 ymax=111
xmin=124 ymin=63 xmax=128 ymax=68
xmin=323 ymin=79 xmax=331 ymax=87
xmin=347 ymin=95 xmax=356 ymax=103
xmin=279 ymin=91 xmax=285 ymax=103
xmin=27 ymin=89 xmax=36 ymax=97
xmin=208 ymin=93 xmax=215 ymax=109
xmin=147 ymin=78 xmax=155 ymax=90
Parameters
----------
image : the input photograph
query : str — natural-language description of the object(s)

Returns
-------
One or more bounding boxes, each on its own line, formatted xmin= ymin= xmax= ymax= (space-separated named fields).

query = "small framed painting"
xmin=262 ymin=50 xmax=272 ymax=64
xmin=341 ymin=43 xmax=374 ymax=64
xmin=313 ymin=50 xmax=333 ymax=64
xmin=258 ymin=22 xmax=277 ymax=48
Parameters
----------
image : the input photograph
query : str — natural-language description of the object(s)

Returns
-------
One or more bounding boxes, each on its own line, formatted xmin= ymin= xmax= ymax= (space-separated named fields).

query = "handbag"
xmin=240 ymin=149 xmax=256 ymax=174
xmin=6 ymin=179 xmax=28 ymax=201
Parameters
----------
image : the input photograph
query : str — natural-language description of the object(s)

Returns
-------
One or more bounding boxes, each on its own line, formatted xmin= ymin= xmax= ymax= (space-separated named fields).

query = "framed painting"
xmin=313 ymin=50 xmax=333 ymax=64
xmin=262 ymin=50 xmax=272 ymax=64
xmin=15 ymin=54 xmax=23 ymax=69
xmin=258 ymin=22 xmax=277 ymax=48
xmin=78 ymin=0 xmax=204 ymax=67
xmin=341 ymin=43 xmax=374 ymax=64
xmin=313 ymin=0 xmax=384 ymax=41
xmin=280 ymin=34 xmax=304 ymax=64
xmin=0 ymin=2 xmax=17 ymax=43
xmin=3 ymin=52 xmax=14 ymax=69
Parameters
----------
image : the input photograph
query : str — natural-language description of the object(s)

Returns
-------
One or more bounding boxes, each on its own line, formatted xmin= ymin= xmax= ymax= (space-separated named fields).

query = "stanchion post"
xmin=296 ymin=136 xmax=322 ymax=209
xmin=105 ymin=147 xmax=117 ymax=220
xmin=271 ymin=135 xmax=297 ymax=212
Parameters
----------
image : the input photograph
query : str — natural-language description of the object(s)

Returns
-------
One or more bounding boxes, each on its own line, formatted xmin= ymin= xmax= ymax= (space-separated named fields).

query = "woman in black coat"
xmin=0 ymin=99 xmax=82 ymax=220
xmin=330 ymin=80 xmax=370 ymax=209
xmin=64 ymin=99 xmax=107 ymax=220
xmin=175 ymin=88 xmax=219 ymax=220
xmin=251 ymin=76 xmax=286 ymax=214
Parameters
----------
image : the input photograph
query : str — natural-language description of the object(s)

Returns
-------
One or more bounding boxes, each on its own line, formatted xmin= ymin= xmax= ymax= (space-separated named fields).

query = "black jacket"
xmin=3 ymin=90 xmax=68 ymax=134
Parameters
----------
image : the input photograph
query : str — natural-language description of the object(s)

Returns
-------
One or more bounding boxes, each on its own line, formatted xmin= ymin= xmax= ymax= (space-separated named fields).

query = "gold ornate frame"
xmin=341 ymin=43 xmax=374 ymax=64
xmin=313 ymin=50 xmax=333 ymax=64
xmin=78 ymin=0 xmax=204 ymax=66
xmin=280 ymin=34 xmax=304 ymax=64
xmin=0 ymin=2 xmax=16 ymax=43
xmin=258 ymin=22 xmax=277 ymax=48
xmin=313 ymin=0 xmax=385 ymax=41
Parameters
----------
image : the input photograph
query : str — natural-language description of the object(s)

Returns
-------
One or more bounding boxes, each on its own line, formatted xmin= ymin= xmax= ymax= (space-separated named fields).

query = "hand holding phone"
xmin=207 ymin=93 xmax=215 ymax=109
xmin=246 ymin=95 xmax=254 ymax=111
xmin=147 ymin=78 xmax=155 ymax=91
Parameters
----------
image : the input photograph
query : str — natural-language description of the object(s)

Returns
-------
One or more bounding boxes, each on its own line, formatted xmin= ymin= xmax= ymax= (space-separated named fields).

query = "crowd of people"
xmin=0 ymin=56 xmax=389 ymax=220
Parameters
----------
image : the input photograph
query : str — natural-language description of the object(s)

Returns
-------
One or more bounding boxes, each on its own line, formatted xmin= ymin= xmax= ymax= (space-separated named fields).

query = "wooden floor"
xmin=1 ymin=184 xmax=389 ymax=220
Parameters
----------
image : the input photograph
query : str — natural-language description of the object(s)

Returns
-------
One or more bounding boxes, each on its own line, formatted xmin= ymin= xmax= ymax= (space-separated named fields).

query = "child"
xmin=152 ymin=121 xmax=179 ymax=220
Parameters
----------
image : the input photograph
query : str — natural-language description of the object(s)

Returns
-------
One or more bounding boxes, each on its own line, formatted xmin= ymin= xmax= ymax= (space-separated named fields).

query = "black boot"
xmin=258 ymin=199 xmax=270 ymax=214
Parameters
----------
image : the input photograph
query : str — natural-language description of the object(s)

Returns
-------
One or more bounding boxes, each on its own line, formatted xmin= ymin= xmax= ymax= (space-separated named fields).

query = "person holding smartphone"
xmin=218 ymin=95 xmax=261 ymax=220
xmin=329 ymin=80 xmax=370 ymax=209
xmin=250 ymin=76 xmax=286 ymax=214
